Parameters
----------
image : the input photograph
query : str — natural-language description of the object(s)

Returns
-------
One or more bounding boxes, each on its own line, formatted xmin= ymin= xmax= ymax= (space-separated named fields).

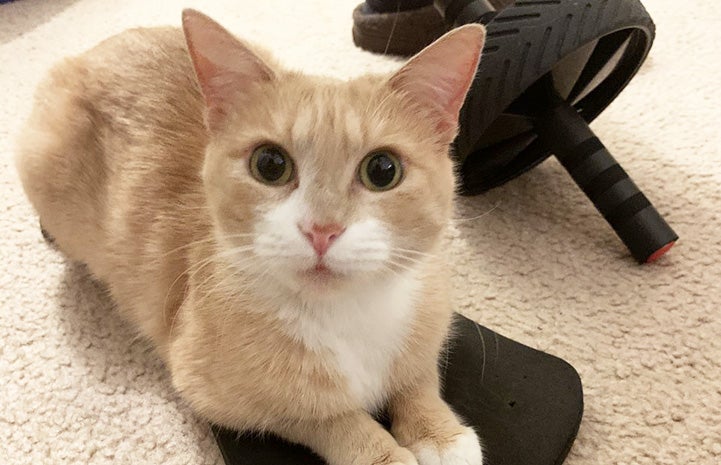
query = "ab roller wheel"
xmin=436 ymin=0 xmax=678 ymax=263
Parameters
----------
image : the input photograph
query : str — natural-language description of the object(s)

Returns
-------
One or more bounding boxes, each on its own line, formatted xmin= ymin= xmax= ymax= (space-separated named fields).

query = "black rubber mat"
xmin=213 ymin=313 xmax=583 ymax=465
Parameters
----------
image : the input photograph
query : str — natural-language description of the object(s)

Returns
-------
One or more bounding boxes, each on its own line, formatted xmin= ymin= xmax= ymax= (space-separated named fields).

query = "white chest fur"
xmin=274 ymin=272 xmax=421 ymax=410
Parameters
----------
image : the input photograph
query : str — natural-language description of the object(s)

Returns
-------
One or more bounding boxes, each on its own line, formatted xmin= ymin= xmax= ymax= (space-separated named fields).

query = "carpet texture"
xmin=1 ymin=0 xmax=720 ymax=464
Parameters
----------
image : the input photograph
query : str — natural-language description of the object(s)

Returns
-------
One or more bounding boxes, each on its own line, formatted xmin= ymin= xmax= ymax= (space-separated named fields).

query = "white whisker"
xmin=163 ymin=243 xmax=256 ymax=332
xmin=153 ymin=233 xmax=255 ymax=261
xmin=391 ymin=247 xmax=437 ymax=258
xmin=385 ymin=258 xmax=416 ymax=274
xmin=453 ymin=202 xmax=500 ymax=223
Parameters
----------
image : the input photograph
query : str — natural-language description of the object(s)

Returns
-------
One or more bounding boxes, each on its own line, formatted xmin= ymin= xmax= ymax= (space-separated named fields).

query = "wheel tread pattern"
xmin=456 ymin=0 xmax=655 ymax=160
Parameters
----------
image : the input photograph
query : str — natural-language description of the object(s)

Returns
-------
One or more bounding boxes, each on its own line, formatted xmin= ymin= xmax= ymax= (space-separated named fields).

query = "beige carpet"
xmin=1 ymin=0 xmax=720 ymax=464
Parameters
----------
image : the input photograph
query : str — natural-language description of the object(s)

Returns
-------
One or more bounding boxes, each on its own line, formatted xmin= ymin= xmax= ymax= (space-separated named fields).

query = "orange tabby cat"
xmin=16 ymin=9 xmax=486 ymax=465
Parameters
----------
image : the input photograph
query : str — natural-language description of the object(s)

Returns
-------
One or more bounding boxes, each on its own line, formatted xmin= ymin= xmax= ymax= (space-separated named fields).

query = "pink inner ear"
xmin=389 ymin=24 xmax=485 ymax=136
xmin=182 ymin=9 xmax=275 ymax=126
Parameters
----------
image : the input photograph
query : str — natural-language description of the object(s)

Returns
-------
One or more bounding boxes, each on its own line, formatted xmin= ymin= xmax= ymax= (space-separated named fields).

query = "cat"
xmin=15 ymin=9 xmax=486 ymax=465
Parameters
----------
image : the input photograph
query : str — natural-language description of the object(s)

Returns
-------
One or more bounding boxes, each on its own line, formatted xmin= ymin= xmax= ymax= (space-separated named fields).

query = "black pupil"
xmin=257 ymin=147 xmax=287 ymax=182
xmin=367 ymin=153 xmax=396 ymax=187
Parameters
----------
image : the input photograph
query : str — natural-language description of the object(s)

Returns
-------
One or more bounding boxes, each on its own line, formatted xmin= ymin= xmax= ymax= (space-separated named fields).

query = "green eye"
xmin=359 ymin=151 xmax=403 ymax=191
xmin=249 ymin=145 xmax=294 ymax=186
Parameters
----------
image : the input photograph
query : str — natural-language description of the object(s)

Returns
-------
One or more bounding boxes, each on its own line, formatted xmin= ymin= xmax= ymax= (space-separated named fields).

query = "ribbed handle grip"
xmin=534 ymin=99 xmax=677 ymax=263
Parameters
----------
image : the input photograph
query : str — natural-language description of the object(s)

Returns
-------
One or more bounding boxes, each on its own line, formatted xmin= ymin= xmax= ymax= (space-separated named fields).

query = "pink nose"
xmin=300 ymin=223 xmax=345 ymax=257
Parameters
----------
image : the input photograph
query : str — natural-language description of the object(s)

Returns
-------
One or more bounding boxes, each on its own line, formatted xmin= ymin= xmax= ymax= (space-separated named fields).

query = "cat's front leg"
xmin=389 ymin=382 xmax=483 ymax=465
xmin=274 ymin=409 xmax=418 ymax=465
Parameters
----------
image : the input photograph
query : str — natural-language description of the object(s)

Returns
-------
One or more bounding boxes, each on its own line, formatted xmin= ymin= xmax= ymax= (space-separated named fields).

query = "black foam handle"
xmin=533 ymin=98 xmax=678 ymax=263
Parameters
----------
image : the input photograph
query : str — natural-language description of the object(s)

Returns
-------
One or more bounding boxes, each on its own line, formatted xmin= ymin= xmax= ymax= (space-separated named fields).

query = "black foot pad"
xmin=212 ymin=313 xmax=583 ymax=465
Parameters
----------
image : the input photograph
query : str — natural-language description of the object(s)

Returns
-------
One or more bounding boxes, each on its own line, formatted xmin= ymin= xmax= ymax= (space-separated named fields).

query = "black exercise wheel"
xmin=434 ymin=0 xmax=678 ymax=263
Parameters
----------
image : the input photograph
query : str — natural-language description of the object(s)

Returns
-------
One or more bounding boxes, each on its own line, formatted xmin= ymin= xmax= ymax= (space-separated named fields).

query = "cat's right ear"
xmin=182 ymin=9 xmax=275 ymax=129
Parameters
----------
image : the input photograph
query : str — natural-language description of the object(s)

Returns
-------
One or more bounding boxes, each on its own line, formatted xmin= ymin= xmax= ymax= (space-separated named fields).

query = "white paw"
xmin=408 ymin=427 xmax=483 ymax=465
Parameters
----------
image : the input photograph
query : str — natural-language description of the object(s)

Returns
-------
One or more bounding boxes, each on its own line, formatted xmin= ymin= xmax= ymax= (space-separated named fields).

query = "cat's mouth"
xmin=300 ymin=262 xmax=344 ymax=282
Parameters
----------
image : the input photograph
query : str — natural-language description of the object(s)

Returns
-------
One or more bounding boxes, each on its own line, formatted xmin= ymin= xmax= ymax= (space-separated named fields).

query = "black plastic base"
xmin=213 ymin=314 xmax=583 ymax=465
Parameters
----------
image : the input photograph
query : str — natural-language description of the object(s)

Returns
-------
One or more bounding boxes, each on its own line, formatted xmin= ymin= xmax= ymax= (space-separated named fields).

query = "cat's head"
xmin=182 ymin=10 xmax=485 ymax=300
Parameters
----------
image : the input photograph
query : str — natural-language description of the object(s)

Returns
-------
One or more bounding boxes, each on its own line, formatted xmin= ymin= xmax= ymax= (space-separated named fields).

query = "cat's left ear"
xmin=182 ymin=9 xmax=276 ymax=128
xmin=388 ymin=24 xmax=486 ymax=140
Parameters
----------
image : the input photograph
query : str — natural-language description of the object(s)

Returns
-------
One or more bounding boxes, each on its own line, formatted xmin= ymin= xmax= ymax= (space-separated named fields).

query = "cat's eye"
xmin=249 ymin=145 xmax=294 ymax=186
xmin=359 ymin=151 xmax=403 ymax=191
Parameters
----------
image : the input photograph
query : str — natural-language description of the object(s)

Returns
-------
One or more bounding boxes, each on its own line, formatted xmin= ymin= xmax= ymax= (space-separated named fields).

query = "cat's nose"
xmin=299 ymin=223 xmax=345 ymax=257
